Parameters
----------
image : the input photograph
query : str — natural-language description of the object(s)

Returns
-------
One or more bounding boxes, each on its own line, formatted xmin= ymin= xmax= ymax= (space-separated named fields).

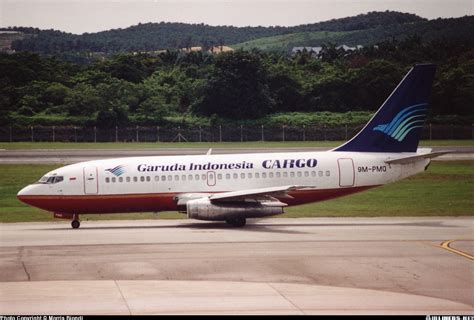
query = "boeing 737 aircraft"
xmin=17 ymin=64 xmax=449 ymax=228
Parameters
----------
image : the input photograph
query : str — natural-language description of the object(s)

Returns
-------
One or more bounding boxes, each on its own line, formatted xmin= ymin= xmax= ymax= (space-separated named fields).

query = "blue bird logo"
xmin=105 ymin=165 xmax=125 ymax=177
xmin=373 ymin=103 xmax=427 ymax=142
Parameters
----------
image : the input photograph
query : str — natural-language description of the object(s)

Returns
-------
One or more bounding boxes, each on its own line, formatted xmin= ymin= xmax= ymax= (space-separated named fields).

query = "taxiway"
xmin=0 ymin=217 xmax=473 ymax=314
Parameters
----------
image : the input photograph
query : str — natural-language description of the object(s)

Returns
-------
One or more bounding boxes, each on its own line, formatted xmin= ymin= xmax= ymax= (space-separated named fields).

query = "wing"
xmin=176 ymin=185 xmax=314 ymax=208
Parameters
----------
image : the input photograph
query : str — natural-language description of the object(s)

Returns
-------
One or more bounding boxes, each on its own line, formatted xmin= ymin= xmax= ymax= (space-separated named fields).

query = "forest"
xmin=0 ymin=34 xmax=472 ymax=129
xmin=4 ymin=11 xmax=425 ymax=57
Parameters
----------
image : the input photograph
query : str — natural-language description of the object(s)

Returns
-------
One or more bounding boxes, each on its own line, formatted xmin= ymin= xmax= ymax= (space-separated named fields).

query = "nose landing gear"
xmin=71 ymin=214 xmax=80 ymax=229
xmin=54 ymin=212 xmax=81 ymax=229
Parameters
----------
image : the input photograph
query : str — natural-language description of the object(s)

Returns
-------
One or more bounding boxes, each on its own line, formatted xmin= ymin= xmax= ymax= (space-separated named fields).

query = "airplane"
xmin=17 ymin=64 xmax=449 ymax=229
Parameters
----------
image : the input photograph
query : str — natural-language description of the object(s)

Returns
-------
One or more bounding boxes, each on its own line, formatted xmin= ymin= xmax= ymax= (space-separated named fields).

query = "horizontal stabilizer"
xmin=385 ymin=151 xmax=451 ymax=164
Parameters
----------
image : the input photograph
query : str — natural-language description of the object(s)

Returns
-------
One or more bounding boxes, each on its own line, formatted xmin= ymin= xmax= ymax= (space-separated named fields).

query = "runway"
xmin=1 ymin=217 xmax=473 ymax=314
xmin=0 ymin=146 xmax=473 ymax=163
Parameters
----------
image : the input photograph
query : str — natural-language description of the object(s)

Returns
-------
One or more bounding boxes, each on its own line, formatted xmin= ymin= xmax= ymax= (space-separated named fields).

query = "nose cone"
xmin=17 ymin=184 xmax=37 ymax=204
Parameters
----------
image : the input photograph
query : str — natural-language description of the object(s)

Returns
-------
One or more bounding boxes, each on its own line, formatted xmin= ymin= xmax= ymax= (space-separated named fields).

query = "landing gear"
xmin=71 ymin=214 xmax=80 ymax=229
xmin=226 ymin=217 xmax=246 ymax=228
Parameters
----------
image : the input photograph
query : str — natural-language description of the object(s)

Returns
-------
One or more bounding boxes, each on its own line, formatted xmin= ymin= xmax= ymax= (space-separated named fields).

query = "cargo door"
xmin=338 ymin=158 xmax=355 ymax=187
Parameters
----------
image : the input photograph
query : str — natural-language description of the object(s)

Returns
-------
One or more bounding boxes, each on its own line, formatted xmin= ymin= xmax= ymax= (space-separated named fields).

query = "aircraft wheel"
xmin=226 ymin=218 xmax=246 ymax=228
xmin=71 ymin=220 xmax=80 ymax=229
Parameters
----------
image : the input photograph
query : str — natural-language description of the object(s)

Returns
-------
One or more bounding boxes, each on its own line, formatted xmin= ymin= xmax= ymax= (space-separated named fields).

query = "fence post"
xmin=282 ymin=125 xmax=285 ymax=142
xmin=52 ymin=126 xmax=55 ymax=142
xmin=115 ymin=126 xmax=118 ymax=142
xmin=93 ymin=126 xmax=96 ymax=143
xmin=74 ymin=126 xmax=77 ymax=143
xmin=199 ymin=126 xmax=202 ymax=143
xmin=9 ymin=126 xmax=12 ymax=142
xmin=303 ymin=125 xmax=306 ymax=141
xmin=31 ymin=126 xmax=34 ymax=142
xmin=219 ymin=125 xmax=222 ymax=142
xmin=157 ymin=126 xmax=160 ymax=142
xmin=451 ymin=124 xmax=454 ymax=139
xmin=261 ymin=125 xmax=264 ymax=142
xmin=240 ymin=125 xmax=243 ymax=142
xmin=345 ymin=124 xmax=348 ymax=140
xmin=136 ymin=126 xmax=139 ymax=142
xmin=429 ymin=123 xmax=432 ymax=140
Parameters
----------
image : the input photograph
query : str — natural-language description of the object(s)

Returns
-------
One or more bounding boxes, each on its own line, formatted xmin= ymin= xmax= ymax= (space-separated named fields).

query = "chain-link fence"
xmin=0 ymin=124 xmax=472 ymax=142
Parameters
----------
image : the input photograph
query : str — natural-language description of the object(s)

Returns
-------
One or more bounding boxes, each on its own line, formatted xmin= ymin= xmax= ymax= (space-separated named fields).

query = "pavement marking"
xmin=439 ymin=240 xmax=474 ymax=260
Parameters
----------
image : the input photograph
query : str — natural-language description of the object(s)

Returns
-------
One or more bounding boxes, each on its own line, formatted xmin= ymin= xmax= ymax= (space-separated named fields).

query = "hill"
xmin=2 ymin=11 xmax=423 ymax=55
xmin=232 ymin=16 xmax=474 ymax=52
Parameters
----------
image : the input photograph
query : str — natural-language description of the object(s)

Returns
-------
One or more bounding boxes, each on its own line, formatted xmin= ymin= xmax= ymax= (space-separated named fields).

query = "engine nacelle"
xmin=186 ymin=198 xmax=284 ymax=221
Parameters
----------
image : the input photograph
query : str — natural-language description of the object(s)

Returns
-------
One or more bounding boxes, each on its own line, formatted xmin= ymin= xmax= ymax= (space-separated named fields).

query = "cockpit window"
xmin=38 ymin=175 xmax=64 ymax=184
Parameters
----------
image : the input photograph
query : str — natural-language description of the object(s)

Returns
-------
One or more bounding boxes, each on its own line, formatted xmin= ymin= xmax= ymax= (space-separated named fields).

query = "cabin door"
xmin=338 ymin=158 xmax=355 ymax=187
xmin=84 ymin=166 xmax=98 ymax=194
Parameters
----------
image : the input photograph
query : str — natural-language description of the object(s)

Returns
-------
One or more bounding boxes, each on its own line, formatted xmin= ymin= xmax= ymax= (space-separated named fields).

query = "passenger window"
xmin=326 ymin=170 xmax=330 ymax=177
xmin=311 ymin=171 xmax=316 ymax=177
xmin=195 ymin=174 xmax=200 ymax=180
xmin=262 ymin=172 xmax=267 ymax=178
xmin=127 ymin=176 xmax=131 ymax=182
xmin=182 ymin=175 xmax=186 ymax=181
xmin=161 ymin=175 xmax=166 ymax=181
xmin=255 ymin=173 xmax=260 ymax=179
xmin=112 ymin=177 xmax=116 ymax=183
xmin=175 ymin=175 xmax=179 ymax=181
xmin=188 ymin=175 xmax=193 ymax=181
xmin=233 ymin=173 xmax=238 ymax=179
xmin=119 ymin=177 xmax=123 ymax=182
xmin=269 ymin=172 xmax=274 ymax=178
xmin=146 ymin=176 xmax=151 ymax=182
xmin=290 ymin=172 xmax=295 ymax=178
xmin=226 ymin=173 xmax=231 ymax=179
xmin=241 ymin=173 xmax=245 ymax=179
xmin=248 ymin=173 xmax=252 ymax=179
xmin=297 ymin=172 xmax=302 ymax=178
xmin=304 ymin=171 xmax=309 ymax=177
xmin=168 ymin=175 xmax=172 ymax=181
xmin=201 ymin=174 xmax=206 ymax=180
xmin=318 ymin=171 xmax=323 ymax=177
xmin=140 ymin=176 xmax=145 ymax=182
xmin=217 ymin=174 xmax=222 ymax=180
xmin=133 ymin=176 xmax=138 ymax=182
xmin=283 ymin=172 xmax=288 ymax=178
xmin=276 ymin=172 xmax=281 ymax=178
xmin=106 ymin=177 xmax=110 ymax=183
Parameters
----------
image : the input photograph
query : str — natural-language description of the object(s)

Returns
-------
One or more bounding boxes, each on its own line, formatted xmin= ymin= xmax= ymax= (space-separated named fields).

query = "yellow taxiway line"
xmin=439 ymin=240 xmax=474 ymax=260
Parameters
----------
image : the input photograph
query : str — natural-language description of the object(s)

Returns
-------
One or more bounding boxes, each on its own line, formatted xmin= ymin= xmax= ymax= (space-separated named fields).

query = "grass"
xmin=1 ymin=161 xmax=472 ymax=223
xmin=0 ymin=140 xmax=472 ymax=150
xmin=231 ymin=31 xmax=352 ymax=51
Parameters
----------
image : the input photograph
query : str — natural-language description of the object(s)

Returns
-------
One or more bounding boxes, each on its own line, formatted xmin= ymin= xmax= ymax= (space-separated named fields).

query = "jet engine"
xmin=186 ymin=198 xmax=284 ymax=221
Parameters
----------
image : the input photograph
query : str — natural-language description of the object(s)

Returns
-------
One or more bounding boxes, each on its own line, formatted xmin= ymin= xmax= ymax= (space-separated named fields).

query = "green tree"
xmin=194 ymin=51 xmax=274 ymax=119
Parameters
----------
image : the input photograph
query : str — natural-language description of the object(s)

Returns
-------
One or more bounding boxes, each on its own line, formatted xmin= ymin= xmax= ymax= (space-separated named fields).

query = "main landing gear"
xmin=71 ymin=214 xmax=80 ymax=229
xmin=226 ymin=217 xmax=246 ymax=228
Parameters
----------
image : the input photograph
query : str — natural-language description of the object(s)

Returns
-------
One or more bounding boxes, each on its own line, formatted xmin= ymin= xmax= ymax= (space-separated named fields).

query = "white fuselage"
xmin=17 ymin=150 xmax=429 ymax=215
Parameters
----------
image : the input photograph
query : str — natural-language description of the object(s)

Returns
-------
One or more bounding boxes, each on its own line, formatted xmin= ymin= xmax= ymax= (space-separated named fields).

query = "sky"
xmin=0 ymin=0 xmax=472 ymax=34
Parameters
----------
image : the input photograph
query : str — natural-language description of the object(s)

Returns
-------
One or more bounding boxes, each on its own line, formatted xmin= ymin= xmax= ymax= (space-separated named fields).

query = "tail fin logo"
xmin=373 ymin=103 xmax=427 ymax=142
xmin=105 ymin=165 xmax=125 ymax=177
